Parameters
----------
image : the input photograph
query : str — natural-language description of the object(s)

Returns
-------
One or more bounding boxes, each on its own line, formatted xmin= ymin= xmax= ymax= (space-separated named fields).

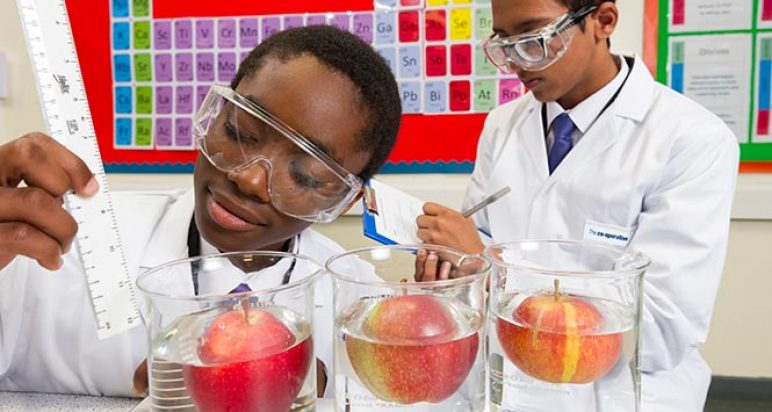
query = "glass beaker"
xmin=136 ymin=251 xmax=321 ymax=412
xmin=326 ymin=245 xmax=490 ymax=411
xmin=486 ymin=240 xmax=649 ymax=412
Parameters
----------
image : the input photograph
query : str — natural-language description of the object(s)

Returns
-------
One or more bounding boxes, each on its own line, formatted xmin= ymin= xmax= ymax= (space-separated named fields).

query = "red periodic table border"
xmin=67 ymin=0 xmax=524 ymax=174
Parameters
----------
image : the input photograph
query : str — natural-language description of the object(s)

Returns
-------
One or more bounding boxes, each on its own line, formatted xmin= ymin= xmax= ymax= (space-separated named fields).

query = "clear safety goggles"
xmin=193 ymin=84 xmax=363 ymax=224
xmin=482 ymin=5 xmax=598 ymax=73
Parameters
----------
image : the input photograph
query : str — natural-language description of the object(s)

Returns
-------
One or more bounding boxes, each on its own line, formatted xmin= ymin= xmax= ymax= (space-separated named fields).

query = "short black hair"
xmin=231 ymin=25 xmax=401 ymax=181
xmin=558 ymin=0 xmax=615 ymax=11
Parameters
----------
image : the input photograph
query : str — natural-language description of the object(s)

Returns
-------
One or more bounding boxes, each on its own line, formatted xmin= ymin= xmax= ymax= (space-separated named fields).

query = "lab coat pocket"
xmin=583 ymin=219 xmax=636 ymax=247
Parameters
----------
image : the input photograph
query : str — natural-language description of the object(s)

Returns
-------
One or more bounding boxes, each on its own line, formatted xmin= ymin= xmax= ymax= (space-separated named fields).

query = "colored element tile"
xmin=307 ymin=15 xmax=326 ymax=26
xmin=262 ymin=16 xmax=281 ymax=39
xmin=353 ymin=13 xmax=374 ymax=43
xmin=375 ymin=12 xmax=396 ymax=44
xmin=240 ymin=19 xmax=259 ymax=48
xmin=115 ymin=118 xmax=132 ymax=145
xmin=218 ymin=52 xmax=237 ymax=83
xmin=218 ymin=19 xmax=236 ymax=48
xmin=475 ymin=8 xmax=492 ymax=40
xmin=156 ymin=118 xmax=173 ymax=146
xmin=401 ymin=0 xmax=421 ymax=5
xmin=399 ymin=81 xmax=421 ymax=113
xmin=155 ymin=54 xmax=173 ymax=82
xmin=196 ymin=20 xmax=215 ymax=48
xmin=133 ymin=21 xmax=151 ymax=49
xmin=425 ymin=45 xmax=447 ymax=76
xmin=425 ymin=10 xmax=446 ymax=41
xmin=450 ymin=80 xmax=470 ymax=112
xmin=450 ymin=8 xmax=472 ymax=40
xmin=115 ymin=87 xmax=132 ymax=114
xmin=136 ymin=86 xmax=153 ymax=114
xmin=136 ymin=118 xmax=152 ymax=146
xmin=154 ymin=21 xmax=172 ymax=50
xmin=156 ymin=86 xmax=173 ymax=114
xmin=449 ymin=80 xmax=470 ymax=111
xmin=399 ymin=11 xmax=420 ymax=42
xmin=134 ymin=53 xmax=152 ymax=81
xmin=399 ymin=45 xmax=421 ymax=78
xmin=473 ymin=79 xmax=495 ymax=111
xmin=113 ymin=22 xmax=130 ymax=50
xmin=330 ymin=13 xmax=350 ymax=31
xmin=132 ymin=0 xmax=148 ymax=17
xmin=499 ymin=78 xmax=522 ymax=104
xmin=450 ymin=44 xmax=472 ymax=75
xmin=175 ymin=53 xmax=193 ymax=81
xmin=176 ymin=86 xmax=194 ymax=113
xmin=112 ymin=0 xmax=129 ymax=18
xmin=176 ymin=118 xmax=193 ymax=146
xmin=284 ymin=16 xmax=304 ymax=30
xmin=427 ymin=0 xmax=448 ymax=6
xmin=376 ymin=47 xmax=397 ymax=74
xmin=475 ymin=45 xmax=497 ymax=76
xmin=196 ymin=53 xmax=215 ymax=82
xmin=175 ymin=20 xmax=193 ymax=49
xmin=424 ymin=81 xmax=447 ymax=113
xmin=113 ymin=54 xmax=131 ymax=82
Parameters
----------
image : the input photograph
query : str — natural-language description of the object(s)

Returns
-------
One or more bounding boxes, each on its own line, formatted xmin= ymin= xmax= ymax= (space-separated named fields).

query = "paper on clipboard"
xmin=362 ymin=179 xmax=424 ymax=245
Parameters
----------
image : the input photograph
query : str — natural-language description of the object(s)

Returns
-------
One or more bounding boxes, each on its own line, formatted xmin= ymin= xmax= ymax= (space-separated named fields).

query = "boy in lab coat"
xmin=415 ymin=1 xmax=739 ymax=411
xmin=0 ymin=25 xmax=401 ymax=397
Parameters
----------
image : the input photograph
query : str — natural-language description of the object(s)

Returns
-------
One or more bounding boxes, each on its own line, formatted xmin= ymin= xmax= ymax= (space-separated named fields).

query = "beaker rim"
xmin=485 ymin=239 xmax=651 ymax=278
xmin=325 ymin=244 xmax=491 ymax=287
xmin=136 ymin=250 xmax=323 ymax=301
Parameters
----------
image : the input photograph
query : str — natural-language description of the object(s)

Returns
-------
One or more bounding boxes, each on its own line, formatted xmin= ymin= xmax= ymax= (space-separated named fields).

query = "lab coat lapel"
xmin=138 ymin=190 xmax=195 ymax=271
xmin=516 ymin=98 xmax=550 ymax=183
xmin=547 ymin=56 xmax=655 ymax=185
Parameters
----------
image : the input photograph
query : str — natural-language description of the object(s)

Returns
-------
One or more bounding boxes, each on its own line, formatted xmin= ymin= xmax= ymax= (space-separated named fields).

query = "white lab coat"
xmin=0 ymin=190 xmax=355 ymax=397
xmin=466 ymin=56 xmax=738 ymax=411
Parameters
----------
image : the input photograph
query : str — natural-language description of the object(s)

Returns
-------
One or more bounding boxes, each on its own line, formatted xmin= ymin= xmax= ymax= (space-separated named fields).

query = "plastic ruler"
xmin=16 ymin=0 xmax=141 ymax=339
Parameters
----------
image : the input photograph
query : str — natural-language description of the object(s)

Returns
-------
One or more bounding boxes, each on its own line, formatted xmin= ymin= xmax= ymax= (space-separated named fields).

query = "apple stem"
xmin=400 ymin=278 xmax=408 ymax=296
xmin=554 ymin=279 xmax=561 ymax=302
xmin=241 ymin=297 xmax=254 ymax=325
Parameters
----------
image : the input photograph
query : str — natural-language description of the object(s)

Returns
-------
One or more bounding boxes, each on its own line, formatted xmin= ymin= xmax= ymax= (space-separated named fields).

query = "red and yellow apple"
xmin=346 ymin=294 xmax=479 ymax=404
xmin=182 ymin=309 xmax=313 ymax=412
xmin=496 ymin=281 xmax=622 ymax=384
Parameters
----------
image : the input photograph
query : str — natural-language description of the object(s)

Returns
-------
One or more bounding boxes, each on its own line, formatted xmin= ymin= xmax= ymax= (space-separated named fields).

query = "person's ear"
xmin=592 ymin=2 xmax=618 ymax=45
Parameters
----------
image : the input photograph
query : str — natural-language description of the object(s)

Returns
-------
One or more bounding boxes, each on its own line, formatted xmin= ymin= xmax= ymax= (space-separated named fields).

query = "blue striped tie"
xmin=547 ymin=113 xmax=575 ymax=174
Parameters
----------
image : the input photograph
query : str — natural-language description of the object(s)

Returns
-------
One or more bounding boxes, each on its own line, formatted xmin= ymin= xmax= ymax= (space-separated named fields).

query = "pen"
xmin=461 ymin=186 xmax=511 ymax=218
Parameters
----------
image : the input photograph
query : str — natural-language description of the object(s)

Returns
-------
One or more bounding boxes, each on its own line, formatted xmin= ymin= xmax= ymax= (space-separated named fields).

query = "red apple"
xmin=346 ymin=295 xmax=479 ymax=404
xmin=182 ymin=309 xmax=313 ymax=412
xmin=496 ymin=281 xmax=622 ymax=384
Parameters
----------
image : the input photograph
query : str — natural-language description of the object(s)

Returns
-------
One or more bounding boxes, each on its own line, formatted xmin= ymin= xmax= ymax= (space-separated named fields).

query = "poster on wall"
xmin=668 ymin=34 xmax=752 ymax=142
xmin=85 ymin=0 xmax=524 ymax=173
xmin=668 ymin=0 xmax=752 ymax=32
xmin=647 ymin=0 xmax=772 ymax=169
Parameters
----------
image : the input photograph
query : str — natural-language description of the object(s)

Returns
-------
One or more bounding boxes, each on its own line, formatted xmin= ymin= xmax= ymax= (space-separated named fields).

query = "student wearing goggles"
xmin=195 ymin=84 xmax=363 ymax=224
xmin=417 ymin=1 xmax=739 ymax=411
xmin=482 ymin=4 xmax=598 ymax=72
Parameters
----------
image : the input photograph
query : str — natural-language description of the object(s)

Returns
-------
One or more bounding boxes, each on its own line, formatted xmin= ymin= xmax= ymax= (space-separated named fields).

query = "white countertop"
xmin=0 ymin=392 xmax=336 ymax=411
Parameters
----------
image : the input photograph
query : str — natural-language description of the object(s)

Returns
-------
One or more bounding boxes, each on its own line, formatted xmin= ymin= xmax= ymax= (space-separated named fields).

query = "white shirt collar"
xmin=545 ymin=55 xmax=629 ymax=135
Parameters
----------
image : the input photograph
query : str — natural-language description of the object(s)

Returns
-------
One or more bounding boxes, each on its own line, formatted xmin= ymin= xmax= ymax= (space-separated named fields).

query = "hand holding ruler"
xmin=16 ymin=0 xmax=141 ymax=339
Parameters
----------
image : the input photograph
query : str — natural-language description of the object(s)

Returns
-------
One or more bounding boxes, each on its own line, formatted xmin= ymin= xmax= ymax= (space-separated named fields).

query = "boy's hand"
xmin=416 ymin=202 xmax=484 ymax=255
xmin=0 ymin=132 xmax=97 ymax=271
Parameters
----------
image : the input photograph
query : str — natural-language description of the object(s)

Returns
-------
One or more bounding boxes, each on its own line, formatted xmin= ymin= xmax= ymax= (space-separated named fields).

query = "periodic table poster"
xmin=67 ymin=0 xmax=524 ymax=173
xmin=647 ymin=0 xmax=772 ymax=171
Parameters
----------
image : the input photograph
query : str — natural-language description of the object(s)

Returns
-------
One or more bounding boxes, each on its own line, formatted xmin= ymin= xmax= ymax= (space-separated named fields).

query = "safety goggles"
xmin=482 ymin=4 xmax=598 ymax=73
xmin=193 ymin=84 xmax=363 ymax=224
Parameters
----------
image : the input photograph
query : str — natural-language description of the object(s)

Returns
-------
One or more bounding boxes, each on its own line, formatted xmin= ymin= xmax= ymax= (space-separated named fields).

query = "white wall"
xmin=2 ymin=0 xmax=771 ymax=378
